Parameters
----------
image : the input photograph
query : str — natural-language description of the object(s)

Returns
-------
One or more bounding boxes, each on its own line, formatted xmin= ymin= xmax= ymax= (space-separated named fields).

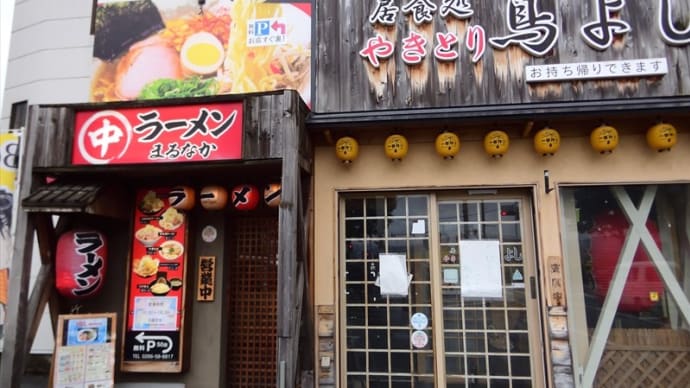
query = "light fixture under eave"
xmin=590 ymin=124 xmax=619 ymax=154
xmin=435 ymin=131 xmax=461 ymax=160
xmin=335 ymin=136 xmax=359 ymax=164
xmin=483 ymin=130 xmax=510 ymax=158
xmin=646 ymin=122 xmax=677 ymax=152
xmin=534 ymin=127 xmax=561 ymax=156
xmin=384 ymin=134 xmax=409 ymax=162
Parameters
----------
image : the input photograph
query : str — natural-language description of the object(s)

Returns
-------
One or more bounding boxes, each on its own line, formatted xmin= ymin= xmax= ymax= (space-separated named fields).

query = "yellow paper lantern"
xmin=435 ymin=131 xmax=461 ymax=159
xmin=384 ymin=134 xmax=409 ymax=161
xmin=335 ymin=136 xmax=359 ymax=163
xmin=533 ymin=127 xmax=561 ymax=156
xmin=483 ymin=130 xmax=510 ymax=158
xmin=590 ymin=125 xmax=619 ymax=154
xmin=646 ymin=122 xmax=677 ymax=152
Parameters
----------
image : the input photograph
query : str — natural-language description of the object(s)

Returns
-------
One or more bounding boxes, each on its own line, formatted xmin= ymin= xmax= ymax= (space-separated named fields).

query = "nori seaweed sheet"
xmin=93 ymin=0 xmax=165 ymax=61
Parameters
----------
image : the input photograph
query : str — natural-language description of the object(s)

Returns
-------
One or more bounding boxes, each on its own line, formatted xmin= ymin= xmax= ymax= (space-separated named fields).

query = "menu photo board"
xmin=121 ymin=188 xmax=190 ymax=373
xmin=51 ymin=313 xmax=117 ymax=388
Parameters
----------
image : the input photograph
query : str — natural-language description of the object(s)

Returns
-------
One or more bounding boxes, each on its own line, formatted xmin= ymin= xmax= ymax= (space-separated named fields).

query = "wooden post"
xmin=0 ymin=106 xmax=42 ymax=387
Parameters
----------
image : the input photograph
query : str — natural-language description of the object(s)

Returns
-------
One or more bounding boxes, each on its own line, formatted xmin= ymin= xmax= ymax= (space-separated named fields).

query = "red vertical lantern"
xmin=56 ymin=230 xmax=107 ymax=299
xmin=231 ymin=184 xmax=259 ymax=211
xmin=589 ymin=211 xmax=664 ymax=313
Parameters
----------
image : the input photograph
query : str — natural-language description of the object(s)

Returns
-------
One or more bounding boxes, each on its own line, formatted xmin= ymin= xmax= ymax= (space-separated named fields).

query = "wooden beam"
xmin=0 ymin=106 xmax=43 ymax=387
xmin=277 ymin=91 xmax=300 ymax=387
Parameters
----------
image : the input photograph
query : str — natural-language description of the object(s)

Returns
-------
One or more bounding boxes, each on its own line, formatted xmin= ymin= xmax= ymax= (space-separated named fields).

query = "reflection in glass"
xmin=481 ymin=202 xmax=499 ymax=221
xmin=369 ymin=352 xmax=389 ymax=372
xmin=345 ymin=198 xmax=363 ymax=217
xmin=366 ymin=197 xmax=386 ymax=217
xmin=439 ymin=203 xmax=458 ymax=222
xmin=346 ymin=219 xmax=364 ymax=238
xmin=408 ymin=196 xmax=428 ymax=216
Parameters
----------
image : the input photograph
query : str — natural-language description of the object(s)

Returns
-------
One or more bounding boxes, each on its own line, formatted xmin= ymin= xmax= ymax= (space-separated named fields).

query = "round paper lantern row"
xmin=56 ymin=229 xmax=108 ymax=299
xmin=199 ymin=183 xmax=281 ymax=211
xmin=335 ymin=122 xmax=679 ymax=162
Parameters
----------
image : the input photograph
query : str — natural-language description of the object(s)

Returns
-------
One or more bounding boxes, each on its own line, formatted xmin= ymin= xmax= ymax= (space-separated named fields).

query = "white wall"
xmin=1 ymin=0 xmax=94 ymax=128
xmin=1 ymin=0 xmax=95 ymax=354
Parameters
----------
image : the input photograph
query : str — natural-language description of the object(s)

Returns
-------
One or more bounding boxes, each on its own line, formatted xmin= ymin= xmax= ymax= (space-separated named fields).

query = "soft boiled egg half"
xmin=180 ymin=32 xmax=225 ymax=76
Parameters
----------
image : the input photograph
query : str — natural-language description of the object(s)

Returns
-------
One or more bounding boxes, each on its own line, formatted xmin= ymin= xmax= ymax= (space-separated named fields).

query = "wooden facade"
xmin=0 ymin=90 xmax=313 ymax=387
xmin=314 ymin=0 xmax=690 ymax=113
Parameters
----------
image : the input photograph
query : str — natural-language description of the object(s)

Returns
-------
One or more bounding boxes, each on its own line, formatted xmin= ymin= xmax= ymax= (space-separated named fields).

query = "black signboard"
xmin=124 ymin=330 xmax=180 ymax=362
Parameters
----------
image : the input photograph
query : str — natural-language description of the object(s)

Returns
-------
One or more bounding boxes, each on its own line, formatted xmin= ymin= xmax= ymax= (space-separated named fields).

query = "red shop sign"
xmin=72 ymin=102 xmax=243 ymax=165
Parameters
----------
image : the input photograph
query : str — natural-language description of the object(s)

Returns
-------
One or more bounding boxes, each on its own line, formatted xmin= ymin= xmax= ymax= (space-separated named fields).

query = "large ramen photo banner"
xmin=91 ymin=0 xmax=312 ymax=105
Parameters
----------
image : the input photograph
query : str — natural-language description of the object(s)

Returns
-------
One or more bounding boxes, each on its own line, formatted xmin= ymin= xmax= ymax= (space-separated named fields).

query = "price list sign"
xmin=52 ymin=313 xmax=116 ymax=388
xmin=122 ymin=187 xmax=189 ymax=373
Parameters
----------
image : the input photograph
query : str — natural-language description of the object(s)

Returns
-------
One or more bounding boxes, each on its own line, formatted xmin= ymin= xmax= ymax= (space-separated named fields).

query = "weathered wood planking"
xmin=31 ymin=107 xmax=73 ymax=168
xmin=314 ymin=0 xmax=690 ymax=113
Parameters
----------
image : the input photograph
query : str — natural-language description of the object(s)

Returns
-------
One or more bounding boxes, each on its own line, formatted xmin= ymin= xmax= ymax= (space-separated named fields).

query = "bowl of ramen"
xmin=159 ymin=240 xmax=184 ymax=261
xmin=159 ymin=207 xmax=184 ymax=230
xmin=169 ymin=278 xmax=183 ymax=290
xmin=77 ymin=328 xmax=98 ymax=343
xmin=139 ymin=191 xmax=164 ymax=215
xmin=133 ymin=255 xmax=159 ymax=277
xmin=135 ymin=224 xmax=162 ymax=247
xmin=149 ymin=277 xmax=172 ymax=296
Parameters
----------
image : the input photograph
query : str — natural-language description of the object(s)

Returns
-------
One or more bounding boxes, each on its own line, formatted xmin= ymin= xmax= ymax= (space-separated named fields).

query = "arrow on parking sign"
xmin=134 ymin=332 xmax=173 ymax=353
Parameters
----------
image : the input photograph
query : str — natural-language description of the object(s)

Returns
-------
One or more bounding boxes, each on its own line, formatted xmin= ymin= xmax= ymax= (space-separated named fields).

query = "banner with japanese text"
xmin=72 ymin=102 xmax=243 ymax=165
xmin=0 ymin=129 xmax=20 ymax=337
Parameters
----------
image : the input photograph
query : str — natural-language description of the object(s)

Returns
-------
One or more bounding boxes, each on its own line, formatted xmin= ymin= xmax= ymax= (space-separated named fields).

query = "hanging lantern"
xmin=56 ymin=230 xmax=107 ymax=299
xmin=533 ymin=127 xmax=561 ymax=156
xmin=590 ymin=124 xmax=619 ymax=154
xmin=434 ymin=131 xmax=461 ymax=159
xmin=168 ymin=186 xmax=195 ymax=210
xmin=646 ymin=122 xmax=677 ymax=152
xmin=384 ymin=134 xmax=409 ymax=161
xmin=589 ymin=210 xmax=664 ymax=313
xmin=335 ymin=136 xmax=359 ymax=164
xmin=232 ymin=184 xmax=260 ymax=211
xmin=483 ymin=130 xmax=510 ymax=158
xmin=199 ymin=185 xmax=228 ymax=210
xmin=264 ymin=183 xmax=282 ymax=208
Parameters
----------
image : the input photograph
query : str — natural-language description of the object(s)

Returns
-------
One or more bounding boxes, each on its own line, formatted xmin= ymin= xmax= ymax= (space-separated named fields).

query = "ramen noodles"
xmin=159 ymin=207 xmax=184 ymax=230
xmin=159 ymin=240 xmax=184 ymax=260
xmin=139 ymin=191 xmax=164 ymax=214
xmin=133 ymin=255 xmax=159 ymax=277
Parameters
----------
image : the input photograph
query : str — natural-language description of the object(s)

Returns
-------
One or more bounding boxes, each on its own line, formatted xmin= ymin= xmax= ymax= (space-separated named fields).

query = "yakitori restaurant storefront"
xmin=309 ymin=1 xmax=690 ymax=387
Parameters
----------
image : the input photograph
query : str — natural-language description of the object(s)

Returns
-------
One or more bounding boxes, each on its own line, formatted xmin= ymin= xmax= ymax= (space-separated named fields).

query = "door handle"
xmin=529 ymin=276 xmax=537 ymax=299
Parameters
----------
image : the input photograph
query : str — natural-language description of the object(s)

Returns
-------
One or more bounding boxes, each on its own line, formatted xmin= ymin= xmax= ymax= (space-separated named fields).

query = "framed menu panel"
xmin=52 ymin=313 xmax=116 ymax=388
xmin=121 ymin=187 xmax=190 ymax=373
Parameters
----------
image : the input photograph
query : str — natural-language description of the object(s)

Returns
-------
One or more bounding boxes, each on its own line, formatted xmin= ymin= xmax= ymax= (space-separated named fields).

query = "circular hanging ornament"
xmin=232 ymin=184 xmax=260 ymax=211
xmin=533 ymin=127 xmax=561 ymax=156
xmin=168 ymin=186 xmax=195 ymax=210
xmin=384 ymin=134 xmax=409 ymax=161
xmin=483 ymin=130 xmax=510 ymax=158
xmin=335 ymin=136 xmax=359 ymax=163
xmin=264 ymin=183 xmax=282 ymax=208
xmin=435 ymin=131 xmax=461 ymax=159
xmin=200 ymin=185 xmax=228 ymax=210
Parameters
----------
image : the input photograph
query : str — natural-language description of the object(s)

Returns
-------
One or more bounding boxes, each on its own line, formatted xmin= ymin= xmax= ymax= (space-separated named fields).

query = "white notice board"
xmin=460 ymin=240 xmax=503 ymax=299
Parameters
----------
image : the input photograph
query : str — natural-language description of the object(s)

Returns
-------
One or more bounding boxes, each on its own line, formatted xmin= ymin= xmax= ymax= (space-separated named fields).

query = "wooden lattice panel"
xmin=226 ymin=217 xmax=278 ymax=387
xmin=595 ymin=329 xmax=690 ymax=388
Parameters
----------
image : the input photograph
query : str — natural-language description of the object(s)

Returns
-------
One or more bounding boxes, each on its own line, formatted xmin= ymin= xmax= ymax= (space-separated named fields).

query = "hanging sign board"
xmin=72 ymin=102 xmax=243 ymax=165
xmin=51 ymin=313 xmax=117 ymax=388
xmin=197 ymin=256 xmax=216 ymax=302
xmin=122 ymin=188 xmax=189 ymax=373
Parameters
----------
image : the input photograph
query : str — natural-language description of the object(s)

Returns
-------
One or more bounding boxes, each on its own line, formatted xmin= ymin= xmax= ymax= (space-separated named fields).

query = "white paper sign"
xmin=460 ymin=240 xmax=503 ymax=299
xmin=378 ymin=253 xmax=410 ymax=297
xmin=411 ymin=220 xmax=426 ymax=234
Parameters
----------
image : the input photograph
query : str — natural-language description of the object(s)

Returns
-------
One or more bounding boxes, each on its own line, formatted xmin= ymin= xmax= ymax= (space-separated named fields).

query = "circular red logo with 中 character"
xmin=76 ymin=110 xmax=133 ymax=165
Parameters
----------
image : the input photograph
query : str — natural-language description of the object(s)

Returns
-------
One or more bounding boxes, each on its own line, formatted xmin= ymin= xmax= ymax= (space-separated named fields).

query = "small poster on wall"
xmin=51 ymin=313 xmax=116 ymax=388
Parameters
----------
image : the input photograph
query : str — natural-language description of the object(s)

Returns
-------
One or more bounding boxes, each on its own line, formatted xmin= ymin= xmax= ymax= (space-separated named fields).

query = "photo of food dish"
xmin=159 ymin=240 xmax=184 ymax=261
xmin=77 ymin=328 xmax=98 ymax=343
xmin=139 ymin=190 xmax=165 ymax=214
xmin=149 ymin=277 xmax=172 ymax=296
xmin=169 ymin=278 xmax=183 ymax=290
xmin=133 ymin=255 xmax=160 ymax=277
xmin=159 ymin=207 xmax=184 ymax=230
xmin=135 ymin=224 xmax=162 ymax=247
xmin=90 ymin=0 xmax=311 ymax=104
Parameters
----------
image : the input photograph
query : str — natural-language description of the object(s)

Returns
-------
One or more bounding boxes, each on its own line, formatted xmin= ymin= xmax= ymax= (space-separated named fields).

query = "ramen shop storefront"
xmin=4 ymin=91 xmax=313 ymax=387
xmin=308 ymin=1 xmax=690 ymax=387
